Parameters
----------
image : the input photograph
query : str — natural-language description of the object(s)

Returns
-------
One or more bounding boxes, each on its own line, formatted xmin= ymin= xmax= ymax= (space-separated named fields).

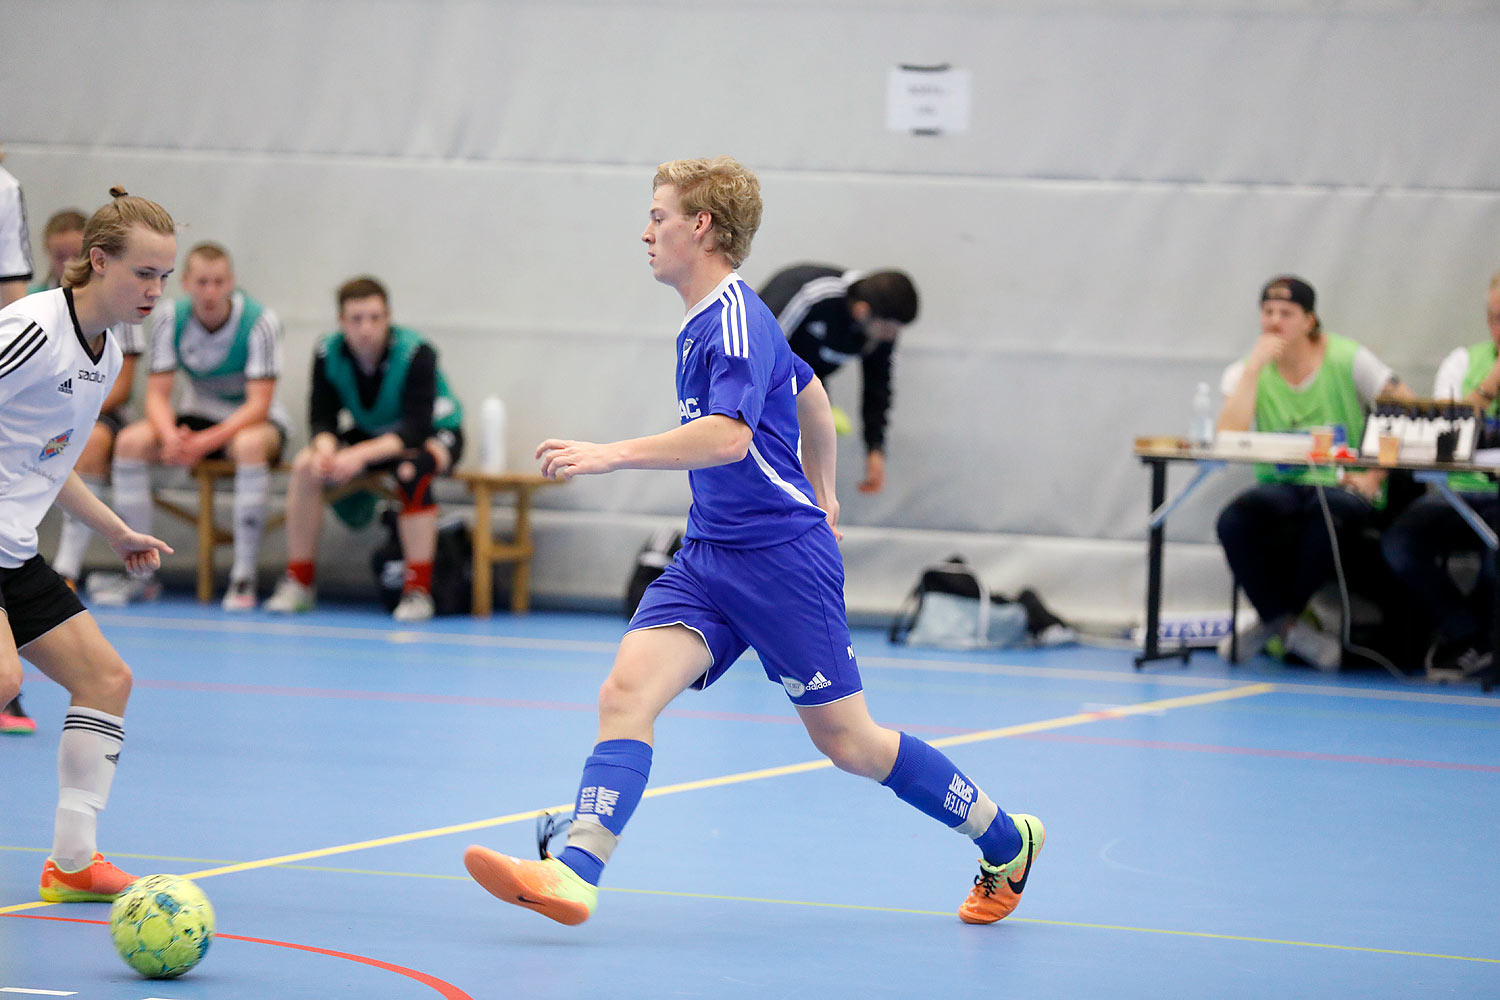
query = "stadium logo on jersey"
xmin=38 ymin=429 xmax=73 ymax=461
xmin=77 ymin=368 xmax=107 ymax=383
xmin=681 ymin=338 xmax=693 ymax=363
xmin=57 ymin=377 xmax=73 ymax=395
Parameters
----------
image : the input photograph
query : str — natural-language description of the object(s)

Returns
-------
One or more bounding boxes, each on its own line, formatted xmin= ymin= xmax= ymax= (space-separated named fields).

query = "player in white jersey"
xmin=465 ymin=157 xmax=1043 ymax=929
xmin=0 ymin=157 xmax=34 ymax=309
xmin=0 ymin=187 xmax=176 ymax=902
xmin=105 ymin=241 xmax=288 ymax=611
xmin=0 ymin=157 xmax=39 ymax=732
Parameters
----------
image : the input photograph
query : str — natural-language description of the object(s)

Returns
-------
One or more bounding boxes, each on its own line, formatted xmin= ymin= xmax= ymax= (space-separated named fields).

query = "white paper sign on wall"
xmin=886 ymin=64 xmax=971 ymax=136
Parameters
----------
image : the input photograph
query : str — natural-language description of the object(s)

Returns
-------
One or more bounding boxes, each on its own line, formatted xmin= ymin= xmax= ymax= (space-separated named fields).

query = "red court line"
xmin=1014 ymin=732 xmax=1500 ymax=772
xmin=2 ymin=912 xmax=473 ymax=999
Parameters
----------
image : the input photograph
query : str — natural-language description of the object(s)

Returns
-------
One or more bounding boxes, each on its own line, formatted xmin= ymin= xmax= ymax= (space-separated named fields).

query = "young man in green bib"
xmin=101 ymin=242 xmax=288 ymax=610
xmin=1381 ymin=271 xmax=1500 ymax=678
xmin=1215 ymin=275 xmax=1415 ymax=668
xmin=263 ymin=276 xmax=464 ymax=622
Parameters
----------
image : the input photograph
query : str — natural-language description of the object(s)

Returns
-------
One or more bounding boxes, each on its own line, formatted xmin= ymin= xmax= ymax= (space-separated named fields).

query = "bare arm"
xmin=183 ymin=377 xmax=276 ymax=456
xmin=535 ymin=414 xmax=751 ymax=480
xmin=144 ymin=370 xmax=178 ymax=441
xmin=1217 ymin=335 xmax=1283 ymax=432
xmin=54 ymin=472 xmax=173 ymax=574
xmin=796 ymin=375 xmax=839 ymax=531
xmin=100 ymin=353 xmax=138 ymax=415
xmin=0 ymin=278 xmax=24 ymax=307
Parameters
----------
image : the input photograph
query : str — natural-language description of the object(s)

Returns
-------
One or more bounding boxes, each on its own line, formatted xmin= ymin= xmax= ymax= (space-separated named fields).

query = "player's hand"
xmin=1247 ymin=332 xmax=1287 ymax=371
xmin=326 ymin=450 xmax=366 ymax=486
xmin=822 ymin=496 xmax=843 ymax=541
xmin=1341 ymin=469 xmax=1383 ymax=502
xmin=857 ymin=450 xmax=885 ymax=494
xmin=108 ymin=529 xmax=174 ymax=577
xmin=536 ymin=439 xmax=611 ymax=480
xmin=159 ymin=428 xmax=193 ymax=466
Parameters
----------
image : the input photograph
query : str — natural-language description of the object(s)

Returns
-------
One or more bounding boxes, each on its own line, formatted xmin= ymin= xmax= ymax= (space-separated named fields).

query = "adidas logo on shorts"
xmin=805 ymin=672 xmax=832 ymax=691
xmin=57 ymin=378 xmax=73 ymax=395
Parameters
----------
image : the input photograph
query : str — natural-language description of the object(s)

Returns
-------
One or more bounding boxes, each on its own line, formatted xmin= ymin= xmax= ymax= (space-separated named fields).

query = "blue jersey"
xmin=676 ymin=273 xmax=825 ymax=547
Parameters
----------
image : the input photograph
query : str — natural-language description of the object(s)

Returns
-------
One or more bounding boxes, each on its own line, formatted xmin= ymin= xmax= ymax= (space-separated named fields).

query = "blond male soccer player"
xmin=464 ymin=157 xmax=1043 ymax=926
xmin=0 ymin=188 xmax=176 ymax=901
xmin=102 ymin=242 xmax=289 ymax=610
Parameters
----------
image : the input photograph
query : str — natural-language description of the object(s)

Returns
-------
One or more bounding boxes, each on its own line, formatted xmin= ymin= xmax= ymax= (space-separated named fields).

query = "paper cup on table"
xmin=1309 ymin=427 xmax=1333 ymax=457
xmin=1377 ymin=434 xmax=1401 ymax=466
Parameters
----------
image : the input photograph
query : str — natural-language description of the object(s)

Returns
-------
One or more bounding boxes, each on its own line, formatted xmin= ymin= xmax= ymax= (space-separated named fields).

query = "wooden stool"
xmin=452 ymin=470 xmax=562 ymax=615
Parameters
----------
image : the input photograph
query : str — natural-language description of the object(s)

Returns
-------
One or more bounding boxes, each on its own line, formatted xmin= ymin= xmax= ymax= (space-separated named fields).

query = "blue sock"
xmin=881 ymin=731 xmax=1021 ymax=865
xmin=558 ymin=738 xmax=653 ymax=885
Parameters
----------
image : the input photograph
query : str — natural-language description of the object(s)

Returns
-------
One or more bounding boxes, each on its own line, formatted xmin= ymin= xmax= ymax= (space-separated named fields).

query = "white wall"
xmin=7 ymin=0 xmax=1499 ymax=623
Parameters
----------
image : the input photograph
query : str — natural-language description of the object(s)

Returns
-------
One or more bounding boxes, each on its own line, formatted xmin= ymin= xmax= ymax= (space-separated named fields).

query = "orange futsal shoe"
xmin=464 ymin=845 xmax=597 ymax=926
xmin=39 ymin=852 xmax=137 ymax=903
xmin=959 ymin=814 xmax=1045 ymax=925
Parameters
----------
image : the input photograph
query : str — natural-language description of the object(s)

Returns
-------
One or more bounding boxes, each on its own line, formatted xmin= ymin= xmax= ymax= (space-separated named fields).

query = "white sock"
xmin=53 ymin=475 xmax=106 ymax=580
xmin=52 ymin=706 xmax=125 ymax=871
xmin=232 ymin=462 xmax=270 ymax=582
xmin=111 ymin=458 xmax=153 ymax=537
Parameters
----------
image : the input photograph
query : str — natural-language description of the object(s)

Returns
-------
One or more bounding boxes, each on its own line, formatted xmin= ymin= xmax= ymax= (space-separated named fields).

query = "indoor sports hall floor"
xmin=2 ymin=596 xmax=1497 ymax=999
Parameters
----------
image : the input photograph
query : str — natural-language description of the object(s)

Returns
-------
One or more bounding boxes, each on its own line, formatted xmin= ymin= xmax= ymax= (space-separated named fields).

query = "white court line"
xmin=0 ymin=989 xmax=78 ymax=996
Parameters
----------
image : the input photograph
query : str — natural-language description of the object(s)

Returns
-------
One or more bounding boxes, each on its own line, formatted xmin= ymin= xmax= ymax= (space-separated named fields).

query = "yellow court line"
xmin=0 ymin=682 xmax=1274 ymax=916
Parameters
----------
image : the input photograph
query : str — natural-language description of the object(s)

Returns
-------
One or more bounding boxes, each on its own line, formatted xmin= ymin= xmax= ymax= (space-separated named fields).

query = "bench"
xmin=153 ymin=461 xmax=562 ymax=615
xmin=151 ymin=459 xmax=394 ymax=603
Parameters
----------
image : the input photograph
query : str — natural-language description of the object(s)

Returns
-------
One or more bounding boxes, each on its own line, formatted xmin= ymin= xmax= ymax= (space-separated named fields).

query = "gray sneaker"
xmin=221 ymin=576 xmax=257 ymax=612
xmin=1216 ymin=614 xmax=1285 ymax=663
xmin=88 ymin=573 xmax=162 ymax=607
xmin=392 ymin=588 xmax=435 ymax=623
xmin=263 ymin=575 xmax=315 ymax=614
xmin=1284 ymin=620 xmax=1342 ymax=672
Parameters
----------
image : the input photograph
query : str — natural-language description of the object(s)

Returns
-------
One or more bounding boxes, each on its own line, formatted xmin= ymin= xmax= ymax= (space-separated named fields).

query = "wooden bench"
xmin=154 ymin=462 xmax=561 ymax=614
xmin=151 ymin=459 xmax=393 ymax=603
xmin=452 ymin=469 xmax=562 ymax=615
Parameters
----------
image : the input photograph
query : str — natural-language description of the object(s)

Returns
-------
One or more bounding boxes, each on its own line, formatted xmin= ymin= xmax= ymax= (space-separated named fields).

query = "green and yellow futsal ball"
xmin=108 ymin=874 xmax=215 ymax=978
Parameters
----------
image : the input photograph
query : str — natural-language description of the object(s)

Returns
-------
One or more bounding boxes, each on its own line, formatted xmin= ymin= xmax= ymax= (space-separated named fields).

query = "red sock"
xmin=404 ymin=561 xmax=432 ymax=593
xmin=288 ymin=560 xmax=316 ymax=586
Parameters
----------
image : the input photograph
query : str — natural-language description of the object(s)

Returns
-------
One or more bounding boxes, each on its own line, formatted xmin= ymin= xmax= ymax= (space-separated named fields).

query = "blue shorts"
xmin=627 ymin=524 xmax=862 ymax=707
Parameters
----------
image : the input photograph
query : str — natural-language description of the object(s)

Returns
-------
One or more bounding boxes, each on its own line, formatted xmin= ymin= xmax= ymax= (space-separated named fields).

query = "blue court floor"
xmin=2 ymin=596 xmax=1498 ymax=999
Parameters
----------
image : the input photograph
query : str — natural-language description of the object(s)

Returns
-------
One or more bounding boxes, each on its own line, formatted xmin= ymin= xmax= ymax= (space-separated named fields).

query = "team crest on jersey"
xmin=682 ymin=338 xmax=693 ymax=363
xmin=39 ymin=429 xmax=74 ymax=461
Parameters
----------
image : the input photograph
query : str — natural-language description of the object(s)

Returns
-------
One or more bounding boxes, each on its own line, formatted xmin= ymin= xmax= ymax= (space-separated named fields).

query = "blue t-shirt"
xmin=677 ymin=273 xmax=826 ymax=547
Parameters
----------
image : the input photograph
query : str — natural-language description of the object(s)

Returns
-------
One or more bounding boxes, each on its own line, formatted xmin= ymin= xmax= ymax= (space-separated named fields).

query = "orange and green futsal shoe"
xmin=464 ymin=846 xmax=598 ymax=926
xmin=39 ymin=852 xmax=137 ymax=902
xmin=959 ymin=813 xmax=1045 ymax=925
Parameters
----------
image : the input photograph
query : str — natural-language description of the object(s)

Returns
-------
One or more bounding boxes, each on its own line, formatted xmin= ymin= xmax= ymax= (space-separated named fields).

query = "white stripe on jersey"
xmin=717 ymin=281 xmax=752 ymax=359
xmin=0 ymin=322 xmax=45 ymax=380
xmin=747 ymin=438 xmax=822 ymax=512
xmin=773 ymin=276 xmax=846 ymax=336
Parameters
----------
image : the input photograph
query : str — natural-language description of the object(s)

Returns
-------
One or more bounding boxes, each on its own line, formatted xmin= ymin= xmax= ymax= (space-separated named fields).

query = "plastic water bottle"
xmin=479 ymin=396 xmax=506 ymax=473
xmin=1191 ymin=381 xmax=1215 ymax=448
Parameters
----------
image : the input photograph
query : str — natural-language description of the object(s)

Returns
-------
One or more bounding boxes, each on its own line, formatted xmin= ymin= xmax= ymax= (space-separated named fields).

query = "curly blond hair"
xmin=653 ymin=156 xmax=762 ymax=269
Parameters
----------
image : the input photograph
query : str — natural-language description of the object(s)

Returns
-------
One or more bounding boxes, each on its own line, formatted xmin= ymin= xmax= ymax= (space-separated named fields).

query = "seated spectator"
xmin=757 ymin=265 xmax=918 ymax=494
xmin=98 ymin=242 xmax=289 ymax=609
xmin=41 ymin=209 xmax=149 ymax=588
xmin=29 ymin=208 xmax=86 ymax=293
xmin=264 ymin=276 xmax=464 ymax=623
xmin=1381 ymin=271 xmax=1500 ymax=679
xmin=1214 ymin=276 xmax=1415 ymax=669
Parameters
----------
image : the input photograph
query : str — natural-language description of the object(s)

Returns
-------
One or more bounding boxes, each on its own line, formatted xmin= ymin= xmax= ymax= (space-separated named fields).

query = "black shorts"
xmin=179 ymin=413 xmax=287 ymax=464
xmin=0 ymin=555 xmax=88 ymax=649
